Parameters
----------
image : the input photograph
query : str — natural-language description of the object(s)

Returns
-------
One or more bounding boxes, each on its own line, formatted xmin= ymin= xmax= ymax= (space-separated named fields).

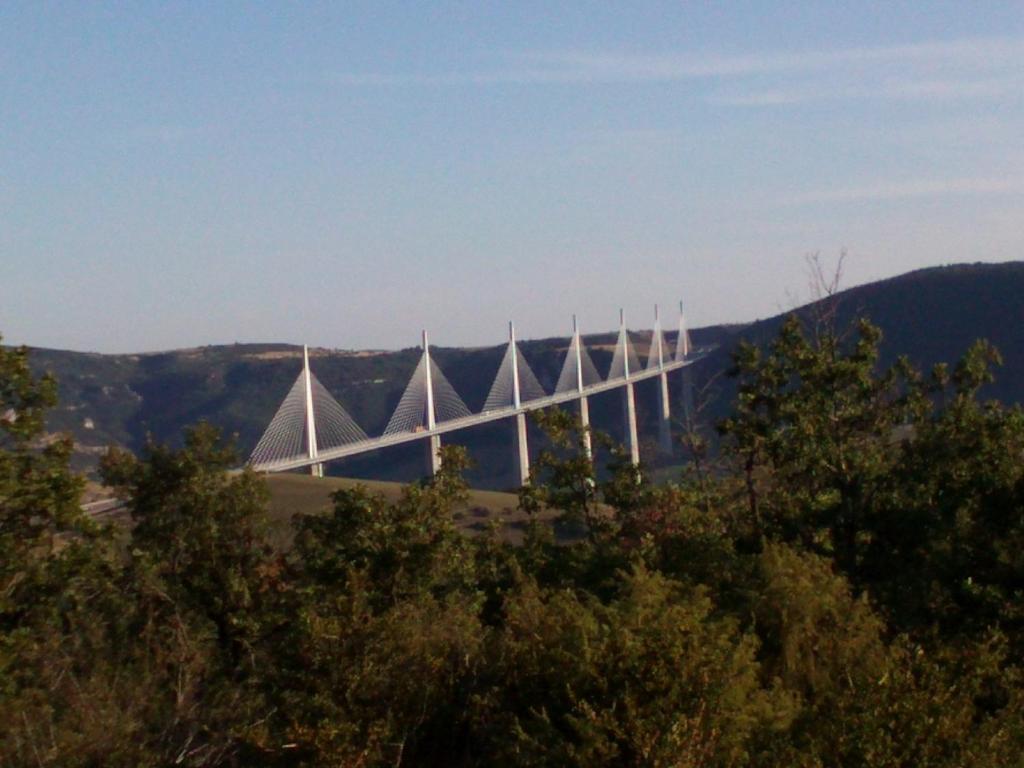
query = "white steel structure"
xmin=248 ymin=306 xmax=703 ymax=478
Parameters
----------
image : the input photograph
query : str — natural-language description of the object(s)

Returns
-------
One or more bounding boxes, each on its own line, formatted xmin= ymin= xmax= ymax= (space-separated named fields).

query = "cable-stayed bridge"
xmin=248 ymin=304 xmax=704 ymax=483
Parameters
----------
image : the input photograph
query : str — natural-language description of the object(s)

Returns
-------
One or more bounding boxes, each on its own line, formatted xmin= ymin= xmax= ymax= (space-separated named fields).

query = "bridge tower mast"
xmin=509 ymin=322 xmax=531 ymax=485
xmin=422 ymin=330 xmax=442 ymax=476
xmin=302 ymin=345 xmax=323 ymax=477
xmin=620 ymin=309 xmax=640 ymax=465
xmin=677 ymin=302 xmax=694 ymax=422
xmin=573 ymin=315 xmax=593 ymax=462
xmin=654 ymin=305 xmax=673 ymax=455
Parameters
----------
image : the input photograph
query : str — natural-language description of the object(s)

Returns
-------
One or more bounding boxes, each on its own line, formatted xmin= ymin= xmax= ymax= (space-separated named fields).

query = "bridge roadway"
xmin=252 ymin=355 xmax=699 ymax=473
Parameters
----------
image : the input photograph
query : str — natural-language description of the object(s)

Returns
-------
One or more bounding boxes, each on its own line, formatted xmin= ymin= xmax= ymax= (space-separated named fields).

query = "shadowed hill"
xmin=685 ymin=262 xmax=1024 ymax=432
xmin=22 ymin=327 xmax=734 ymax=485
xmin=17 ymin=261 xmax=1024 ymax=484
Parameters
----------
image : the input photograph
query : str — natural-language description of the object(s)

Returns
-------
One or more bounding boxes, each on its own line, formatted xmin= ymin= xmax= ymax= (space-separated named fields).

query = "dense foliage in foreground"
xmin=2 ymin=316 xmax=1024 ymax=766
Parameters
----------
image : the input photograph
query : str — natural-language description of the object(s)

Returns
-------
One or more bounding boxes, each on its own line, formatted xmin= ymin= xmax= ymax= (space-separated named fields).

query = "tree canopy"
xmin=1 ymin=319 xmax=1023 ymax=766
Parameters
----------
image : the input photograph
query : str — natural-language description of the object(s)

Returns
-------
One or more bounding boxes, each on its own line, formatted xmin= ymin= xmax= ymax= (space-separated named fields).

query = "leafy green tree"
xmin=869 ymin=341 xmax=1024 ymax=639
xmin=0 ymin=337 xmax=91 ymax=616
xmin=291 ymin=445 xmax=477 ymax=606
xmin=0 ymin=337 xmax=131 ymax=765
xmin=271 ymin=578 xmax=484 ymax=766
xmin=517 ymin=409 xmax=603 ymax=539
xmin=270 ymin=446 xmax=486 ymax=765
xmin=473 ymin=566 xmax=790 ymax=767
xmin=5 ymin=319 xmax=1024 ymax=766
xmin=512 ymin=410 xmax=634 ymax=600
xmin=752 ymin=543 xmax=888 ymax=700
xmin=102 ymin=423 xmax=277 ymax=673
xmin=100 ymin=424 xmax=282 ymax=764
xmin=718 ymin=315 xmax=922 ymax=583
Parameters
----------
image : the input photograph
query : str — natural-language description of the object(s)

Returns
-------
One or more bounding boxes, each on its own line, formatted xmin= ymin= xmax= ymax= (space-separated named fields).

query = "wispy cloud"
xmin=329 ymin=70 xmax=584 ymax=86
xmin=713 ymin=74 xmax=1024 ymax=108
xmin=786 ymin=177 xmax=1024 ymax=205
xmin=490 ymin=37 xmax=1022 ymax=84
xmin=331 ymin=35 xmax=1024 ymax=91
xmin=873 ymin=76 xmax=1024 ymax=101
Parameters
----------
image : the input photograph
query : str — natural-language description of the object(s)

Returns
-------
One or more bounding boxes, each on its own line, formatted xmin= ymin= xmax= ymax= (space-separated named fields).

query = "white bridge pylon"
xmin=248 ymin=345 xmax=369 ymax=477
xmin=383 ymin=330 xmax=472 ymax=474
xmin=247 ymin=305 xmax=702 ymax=479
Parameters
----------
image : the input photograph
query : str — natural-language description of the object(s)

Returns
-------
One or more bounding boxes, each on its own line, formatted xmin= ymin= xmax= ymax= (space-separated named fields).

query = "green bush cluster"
xmin=2 ymin=317 xmax=1023 ymax=766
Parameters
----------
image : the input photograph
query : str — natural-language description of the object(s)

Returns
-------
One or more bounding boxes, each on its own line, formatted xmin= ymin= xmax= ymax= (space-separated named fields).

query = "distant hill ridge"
xmin=16 ymin=261 xmax=1024 ymax=484
xmin=707 ymin=261 xmax=1024 ymax=398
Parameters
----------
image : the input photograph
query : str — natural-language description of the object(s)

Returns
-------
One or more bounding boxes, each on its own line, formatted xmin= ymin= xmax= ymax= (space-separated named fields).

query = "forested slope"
xmin=4 ymin=307 xmax=1024 ymax=766
xmin=21 ymin=261 xmax=1024 ymax=483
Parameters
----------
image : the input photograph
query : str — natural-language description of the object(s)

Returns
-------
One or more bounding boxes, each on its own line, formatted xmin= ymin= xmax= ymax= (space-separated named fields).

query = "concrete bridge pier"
xmin=426 ymin=434 xmax=442 ymax=476
xmin=570 ymin=315 xmax=594 ymax=463
xmin=623 ymin=382 xmax=640 ymax=465
xmin=617 ymin=309 xmax=641 ymax=466
xmin=515 ymin=412 xmax=530 ymax=485
xmin=423 ymin=330 xmax=442 ymax=477
xmin=677 ymin=302 xmax=694 ymax=427
xmin=508 ymin=322 xmax=532 ymax=486
xmin=681 ymin=367 xmax=695 ymax=426
xmin=656 ymin=370 xmax=672 ymax=455
xmin=579 ymin=395 xmax=592 ymax=461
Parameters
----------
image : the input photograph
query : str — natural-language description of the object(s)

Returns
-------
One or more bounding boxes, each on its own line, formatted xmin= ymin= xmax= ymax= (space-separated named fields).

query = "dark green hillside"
xmin=710 ymin=261 xmax=1024 ymax=400
xmin=21 ymin=331 xmax=730 ymax=484
xmin=681 ymin=261 xmax=1024 ymax=438
xmin=17 ymin=261 xmax=1024 ymax=482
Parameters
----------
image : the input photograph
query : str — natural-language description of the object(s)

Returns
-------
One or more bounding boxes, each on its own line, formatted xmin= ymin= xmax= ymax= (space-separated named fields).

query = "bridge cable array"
xmin=383 ymin=353 xmax=472 ymax=435
xmin=484 ymin=338 xmax=547 ymax=411
xmin=646 ymin=304 xmax=669 ymax=371
xmin=249 ymin=348 xmax=369 ymax=469
xmin=554 ymin=327 xmax=603 ymax=393
xmin=248 ymin=306 xmax=693 ymax=472
xmin=607 ymin=311 xmax=642 ymax=381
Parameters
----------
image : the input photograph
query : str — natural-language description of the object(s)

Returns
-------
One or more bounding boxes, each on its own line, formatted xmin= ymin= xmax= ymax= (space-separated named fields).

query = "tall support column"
xmin=653 ymin=305 xmax=673 ymax=455
xmin=657 ymin=372 xmax=672 ymax=453
xmin=514 ymin=413 xmax=529 ymax=486
xmin=303 ymin=345 xmax=323 ymax=477
xmin=579 ymin=395 xmax=592 ymax=460
xmin=510 ymin=322 xmax=531 ymax=486
xmin=677 ymin=302 xmax=694 ymax=422
xmin=620 ymin=309 xmax=640 ymax=466
xmin=422 ymin=330 xmax=442 ymax=476
xmin=573 ymin=314 xmax=593 ymax=461
xmin=624 ymin=384 xmax=640 ymax=465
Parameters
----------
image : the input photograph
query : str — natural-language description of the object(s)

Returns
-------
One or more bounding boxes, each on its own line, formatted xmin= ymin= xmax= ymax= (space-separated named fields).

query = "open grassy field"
xmin=84 ymin=472 xmax=577 ymax=546
xmin=263 ymin=472 xmax=564 ymax=546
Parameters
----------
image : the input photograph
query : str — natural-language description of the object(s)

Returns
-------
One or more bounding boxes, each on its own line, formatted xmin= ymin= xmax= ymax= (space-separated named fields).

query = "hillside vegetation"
xmin=21 ymin=262 xmax=1024 ymax=485
xmin=3 ymin=305 xmax=1024 ymax=766
xmin=261 ymin=473 xmax=557 ymax=546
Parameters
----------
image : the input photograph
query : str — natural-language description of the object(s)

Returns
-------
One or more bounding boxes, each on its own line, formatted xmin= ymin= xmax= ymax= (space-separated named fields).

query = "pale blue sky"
xmin=2 ymin=2 xmax=1023 ymax=352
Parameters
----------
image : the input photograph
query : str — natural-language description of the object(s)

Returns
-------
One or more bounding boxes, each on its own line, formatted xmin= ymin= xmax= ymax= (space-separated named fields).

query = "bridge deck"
xmin=252 ymin=356 xmax=699 ymax=473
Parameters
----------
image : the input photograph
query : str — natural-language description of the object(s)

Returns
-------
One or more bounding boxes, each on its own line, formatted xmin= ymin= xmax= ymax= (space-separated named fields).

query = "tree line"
xmin=2 ymin=315 xmax=1023 ymax=766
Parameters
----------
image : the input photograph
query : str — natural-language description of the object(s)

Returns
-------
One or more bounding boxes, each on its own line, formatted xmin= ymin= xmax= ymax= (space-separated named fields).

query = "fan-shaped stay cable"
xmin=310 ymin=374 xmax=368 ymax=450
xmin=383 ymin=356 xmax=429 ymax=435
xmin=249 ymin=374 xmax=307 ymax=466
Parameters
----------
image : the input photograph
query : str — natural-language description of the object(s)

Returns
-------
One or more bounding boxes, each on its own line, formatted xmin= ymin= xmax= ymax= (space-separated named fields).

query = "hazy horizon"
xmin=9 ymin=259 xmax=1014 ymax=356
xmin=3 ymin=4 xmax=1023 ymax=353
